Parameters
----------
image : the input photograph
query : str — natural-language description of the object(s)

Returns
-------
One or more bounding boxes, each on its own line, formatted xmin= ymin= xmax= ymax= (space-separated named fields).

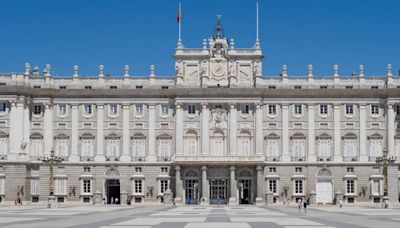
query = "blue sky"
xmin=0 ymin=0 xmax=399 ymax=77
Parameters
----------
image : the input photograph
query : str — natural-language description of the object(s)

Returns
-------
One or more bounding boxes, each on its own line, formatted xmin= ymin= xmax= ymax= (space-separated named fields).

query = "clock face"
xmin=212 ymin=63 xmax=226 ymax=78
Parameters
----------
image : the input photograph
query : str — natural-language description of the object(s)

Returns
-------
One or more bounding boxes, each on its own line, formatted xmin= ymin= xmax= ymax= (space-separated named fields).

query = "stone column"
xmin=387 ymin=104 xmax=395 ymax=156
xmin=307 ymin=104 xmax=316 ymax=162
xmin=121 ymin=104 xmax=130 ymax=162
xmin=9 ymin=99 xmax=24 ymax=160
xmin=43 ymin=103 xmax=53 ymax=156
xmin=175 ymin=103 xmax=184 ymax=156
xmin=174 ymin=166 xmax=183 ymax=204
xmin=201 ymin=103 xmax=209 ymax=155
xmin=228 ymin=166 xmax=237 ymax=205
xmin=70 ymin=104 xmax=79 ymax=162
xmin=282 ymin=104 xmax=290 ymax=162
xmin=359 ymin=105 xmax=367 ymax=162
xmin=255 ymin=165 xmax=264 ymax=204
xmin=229 ymin=103 xmax=237 ymax=155
xmin=201 ymin=166 xmax=209 ymax=205
xmin=255 ymin=103 xmax=263 ymax=155
xmin=95 ymin=104 xmax=105 ymax=162
xmin=334 ymin=104 xmax=342 ymax=162
xmin=148 ymin=104 xmax=156 ymax=162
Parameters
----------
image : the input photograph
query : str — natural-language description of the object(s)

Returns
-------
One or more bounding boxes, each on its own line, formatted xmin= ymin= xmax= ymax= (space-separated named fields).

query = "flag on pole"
xmin=177 ymin=3 xmax=181 ymax=23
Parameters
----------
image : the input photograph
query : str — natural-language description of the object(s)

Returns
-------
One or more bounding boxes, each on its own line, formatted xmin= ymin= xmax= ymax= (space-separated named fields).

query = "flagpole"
xmin=178 ymin=2 xmax=182 ymax=44
xmin=255 ymin=1 xmax=260 ymax=48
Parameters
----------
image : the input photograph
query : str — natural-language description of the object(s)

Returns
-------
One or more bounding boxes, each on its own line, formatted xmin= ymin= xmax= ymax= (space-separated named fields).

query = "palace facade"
xmin=0 ymin=19 xmax=399 ymax=206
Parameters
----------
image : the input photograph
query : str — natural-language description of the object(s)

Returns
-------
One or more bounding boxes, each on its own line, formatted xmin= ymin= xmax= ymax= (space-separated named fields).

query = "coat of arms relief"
xmin=210 ymin=108 xmax=228 ymax=129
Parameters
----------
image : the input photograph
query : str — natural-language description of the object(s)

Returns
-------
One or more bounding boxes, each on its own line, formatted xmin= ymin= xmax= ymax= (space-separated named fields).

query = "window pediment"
xmin=157 ymin=134 xmax=172 ymax=140
xmin=54 ymin=133 xmax=69 ymax=140
xmin=368 ymin=133 xmax=383 ymax=140
xmin=316 ymin=133 xmax=331 ymax=140
xmin=290 ymin=132 xmax=305 ymax=140
xmin=342 ymin=133 xmax=357 ymax=140
xmin=105 ymin=133 xmax=120 ymax=140
xmin=30 ymin=132 xmax=43 ymax=140
xmin=265 ymin=132 xmax=279 ymax=140
xmin=131 ymin=133 xmax=146 ymax=140
xmin=80 ymin=132 xmax=95 ymax=140
xmin=0 ymin=131 xmax=8 ymax=138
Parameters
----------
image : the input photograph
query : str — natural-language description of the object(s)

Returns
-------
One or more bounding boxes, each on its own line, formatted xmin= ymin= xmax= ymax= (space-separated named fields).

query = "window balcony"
xmin=317 ymin=156 xmax=332 ymax=162
xmin=291 ymin=156 xmax=305 ymax=162
xmin=174 ymin=155 xmax=265 ymax=162
xmin=59 ymin=156 xmax=69 ymax=161
xmin=343 ymin=156 xmax=358 ymax=162
xmin=0 ymin=155 xmax=7 ymax=160
xmin=265 ymin=156 xmax=280 ymax=162
xmin=30 ymin=156 xmax=44 ymax=161
xmin=80 ymin=156 xmax=94 ymax=161
xmin=369 ymin=156 xmax=378 ymax=162
xmin=157 ymin=156 xmax=171 ymax=162
xmin=132 ymin=156 xmax=146 ymax=162
xmin=105 ymin=156 xmax=120 ymax=161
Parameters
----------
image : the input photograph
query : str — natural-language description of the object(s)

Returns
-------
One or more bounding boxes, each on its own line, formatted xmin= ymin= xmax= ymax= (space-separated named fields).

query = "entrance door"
xmin=185 ymin=179 xmax=199 ymax=204
xmin=239 ymin=179 xmax=252 ymax=204
xmin=316 ymin=181 xmax=333 ymax=204
xmin=106 ymin=179 xmax=120 ymax=204
xmin=210 ymin=179 xmax=228 ymax=204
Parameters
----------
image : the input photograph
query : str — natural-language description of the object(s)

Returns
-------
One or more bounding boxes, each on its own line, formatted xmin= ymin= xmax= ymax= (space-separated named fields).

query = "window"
xmin=31 ymin=139 xmax=43 ymax=156
xmin=318 ymin=139 xmax=331 ymax=160
xmin=295 ymin=167 xmax=302 ymax=173
xmin=188 ymin=105 xmax=196 ymax=115
xmin=346 ymin=167 xmax=354 ymax=173
xmin=0 ymin=137 xmax=8 ymax=156
xmin=33 ymin=105 xmax=42 ymax=115
xmin=108 ymin=104 xmax=118 ymax=117
xmin=241 ymin=105 xmax=250 ymax=115
xmin=269 ymin=180 xmax=277 ymax=194
xmin=84 ymin=86 xmax=92 ymax=90
xmin=214 ymin=104 xmax=223 ymax=109
xmin=81 ymin=140 xmax=94 ymax=158
xmin=0 ymin=103 xmax=6 ymax=112
xmin=134 ymin=180 xmax=143 ymax=194
xmin=345 ymin=86 xmax=353 ymax=89
xmin=59 ymin=86 xmax=67 ymax=89
xmin=106 ymin=140 xmax=120 ymax=158
xmin=294 ymin=180 xmax=303 ymax=194
xmin=83 ymin=104 xmax=92 ymax=116
xmin=134 ymin=104 xmax=144 ymax=117
xmin=211 ymin=134 xmax=224 ymax=156
xmin=185 ymin=138 xmax=197 ymax=156
xmin=346 ymin=104 xmax=354 ymax=115
xmin=268 ymin=86 xmax=276 ymax=89
xmin=136 ymin=85 xmax=143 ymax=89
xmin=239 ymin=137 xmax=251 ymax=156
xmin=0 ymin=178 xmax=4 ymax=195
xmin=33 ymin=85 xmax=41 ymax=89
xmin=132 ymin=138 xmax=145 ymax=158
xmin=0 ymin=83 xmax=6 ymax=86
xmin=294 ymin=105 xmax=302 ymax=115
xmin=266 ymin=139 xmax=279 ymax=159
xmin=161 ymin=86 xmax=169 ymax=90
xmin=372 ymin=180 xmax=380 ymax=195
xmin=158 ymin=138 xmax=171 ymax=160
xmin=58 ymin=104 xmax=67 ymax=116
xmin=161 ymin=167 xmax=168 ymax=173
xmin=160 ymin=104 xmax=169 ymax=117
xmin=343 ymin=140 xmax=357 ymax=161
xmin=268 ymin=105 xmax=276 ymax=115
xmin=320 ymin=86 xmax=328 ymax=89
xmin=294 ymin=85 xmax=302 ymax=89
xmin=371 ymin=86 xmax=378 ymax=90
xmin=269 ymin=167 xmax=276 ymax=173
xmin=371 ymin=105 xmax=379 ymax=115
xmin=82 ymin=179 xmax=92 ymax=194
xmin=135 ymin=167 xmax=142 ymax=173
xmin=84 ymin=166 xmax=91 ymax=172
xmin=55 ymin=179 xmax=67 ymax=195
xmin=369 ymin=139 xmax=382 ymax=160
xmin=160 ymin=180 xmax=168 ymax=193
xmin=55 ymin=140 xmax=68 ymax=157
xmin=346 ymin=180 xmax=355 ymax=194
xmin=320 ymin=105 xmax=328 ymax=115
xmin=31 ymin=179 xmax=39 ymax=195
xmin=110 ymin=86 xmax=117 ymax=89
xmin=396 ymin=105 xmax=400 ymax=116
xmin=292 ymin=140 xmax=305 ymax=160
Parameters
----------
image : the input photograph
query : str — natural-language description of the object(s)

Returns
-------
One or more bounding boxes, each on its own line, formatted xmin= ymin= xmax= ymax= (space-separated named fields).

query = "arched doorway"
xmin=237 ymin=169 xmax=254 ymax=204
xmin=316 ymin=168 xmax=333 ymax=204
xmin=184 ymin=169 xmax=200 ymax=205
xmin=104 ymin=167 xmax=121 ymax=204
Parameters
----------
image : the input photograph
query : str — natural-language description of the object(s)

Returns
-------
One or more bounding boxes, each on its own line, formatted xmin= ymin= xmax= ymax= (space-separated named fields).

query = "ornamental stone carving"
xmin=210 ymin=108 xmax=227 ymax=129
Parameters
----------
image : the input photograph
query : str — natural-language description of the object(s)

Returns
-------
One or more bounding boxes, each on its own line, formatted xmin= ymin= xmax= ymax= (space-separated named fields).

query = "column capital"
xmin=307 ymin=103 xmax=315 ymax=108
xmin=229 ymin=166 xmax=236 ymax=171
xmin=281 ymin=103 xmax=289 ymax=108
xmin=201 ymin=165 xmax=207 ymax=171
xmin=71 ymin=104 xmax=79 ymax=109
xmin=175 ymin=102 xmax=182 ymax=108
xmin=256 ymin=165 xmax=263 ymax=171
xmin=96 ymin=103 xmax=104 ymax=108
xmin=122 ymin=104 xmax=130 ymax=109
xmin=229 ymin=103 xmax=236 ymax=109
xmin=387 ymin=103 xmax=394 ymax=109
xmin=175 ymin=165 xmax=181 ymax=171
xmin=148 ymin=104 xmax=155 ymax=109
xmin=255 ymin=103 xmax=263 ymax=109
xmin=359 ymin=104 xmax=366 ymax=109
xmin=201 ymin=103 xmax=208 ymax=109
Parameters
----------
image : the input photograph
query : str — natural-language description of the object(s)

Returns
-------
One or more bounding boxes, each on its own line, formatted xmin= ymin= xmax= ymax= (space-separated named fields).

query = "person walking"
xmin=298 ymin=198 xmax=302 ymax=213
xmin=303 ymin=198 xmax=308 ymax=213
xmin=339 ymin=199 xmax=343 ymax=208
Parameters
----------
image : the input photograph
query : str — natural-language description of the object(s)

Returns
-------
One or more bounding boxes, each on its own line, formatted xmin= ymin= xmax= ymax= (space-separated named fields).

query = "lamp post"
xmin=42 ymin=148 xmax=63 ymax=207
xmin=375 ymin=147 xmax=395 ymax=206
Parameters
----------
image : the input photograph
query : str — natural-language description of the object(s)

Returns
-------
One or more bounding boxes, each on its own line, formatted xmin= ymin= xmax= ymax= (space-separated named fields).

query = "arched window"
xmin=211 ymin=131 xmax=224 ymax=156
xmin=184 ymin=130 xmax=198 ymax=156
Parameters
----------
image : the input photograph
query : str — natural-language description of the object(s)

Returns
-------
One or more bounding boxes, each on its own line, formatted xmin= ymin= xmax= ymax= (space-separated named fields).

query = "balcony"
xmin=317 ymin=156 xmax=332 ymax=162
xmin=343 ymin=156 xmax=358 ymax=162
xmin=80 ymin=156 xmax=94 ymax=161
xmin=105 ymin=156 xmax=120 ymax=161
xmin=174 ymin=155 xmax=265 ymax=163
xmin=131 ymin=156 xmax=146 ymax=162
xmin=265 ymin=156 xmax=281 ymax=162
xmin=291 ymin=156 xmax=306 ymax=162
xmin=157 ymin=156 xmax=172 ymax=162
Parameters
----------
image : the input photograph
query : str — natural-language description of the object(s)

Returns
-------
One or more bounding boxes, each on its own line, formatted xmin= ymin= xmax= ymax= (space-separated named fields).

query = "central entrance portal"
xmin=185 ymin=179 xmax=199 ymax=204
xmin=106 ymin=179 xmax=120 ymax=204
xmin=210 ymin=179 xmax=228 ymax=204
xmin=239 ymin=179 xmax=252 ymax=204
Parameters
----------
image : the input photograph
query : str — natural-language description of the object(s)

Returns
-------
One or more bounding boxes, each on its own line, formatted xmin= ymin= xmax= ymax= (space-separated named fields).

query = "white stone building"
xmin=0 ymin=18 xmax=399 ymax=205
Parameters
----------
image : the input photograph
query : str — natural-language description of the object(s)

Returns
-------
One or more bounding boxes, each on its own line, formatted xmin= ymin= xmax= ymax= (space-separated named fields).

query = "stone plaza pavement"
xmin=0 ymin=204 xmax=399 ymax=228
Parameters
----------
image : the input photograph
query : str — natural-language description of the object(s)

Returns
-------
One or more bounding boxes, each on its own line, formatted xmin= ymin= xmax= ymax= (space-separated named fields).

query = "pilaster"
xmin=120 ymin=104 xmax=130 ymax=162
xmin=9 ymin=99 xmax=24 ymax=160
xmin=334 ymin=104 xmax=342 ymax=162
xmin=201 ymin=103 xmax=209 ymax=155
xmin=147 ymin=104 xmax=156 ymax=162
xmin=255 ymin=103 xmax=263 ymax=155
xmin=43 ymin=102 xmax=53 ymax=156
xmin=175 ymin=103 xmax=184 ymax=156
xmin=70 ymin=104 xmax=79 ymax=162
xmin=95 ymin=104 xmax=105 ymax=162
xmin=229 ymin=103 xmax=237 ymax=155
xmin=359 ymin=105 xmax=367 ymax=162
xmin=282 ymin=104 xmax=290 ymax=162
xmin=307 ymin=104 xmax=316 ymax=162
xmin=201 ymin=166 xmax=209 ymax=205
xmin=387 ymin=104 xmax=395 ymax=156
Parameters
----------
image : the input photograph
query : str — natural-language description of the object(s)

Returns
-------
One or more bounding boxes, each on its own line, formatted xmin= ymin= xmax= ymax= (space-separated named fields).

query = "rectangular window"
xmin=33 ymin=105 xmax=42 ymax=115
xmin=268 ymin=105 xmax=276 ymax=115
xmin=84 ymin=104 xmax=92 ymax=115
xmin=344 ymin=140 xmax=357 ymax=161
xmin=0 ymin=178 xmax=4 ymax=195
xmin=0 ymin=103 xmax=6 ymax=112
xmin=55 ymin=179 xmax=67 ymax=195
xmin=31 ymin=179 xmax=40 ymax=195
xmin=346 ymin=167 xmax=354 ymax=173
xmin=31 ymin=140 xmax=43 ymax=156
xmin=320 ymin=86 xmax=328 ymax=89
xmin=134 ymin=104 xmax=144 ymax=117
xmin=320 ymin=105 xmax=328 ymax=115
xmin=188 ymin=105 xmax=196 ymax=114
xmin=135 ymin=167 xmax=142 ymax=173
xmin=396 ymin=105 xmax=400 ymax=116
xmin=346 ymin=180 xmax=355 ymax=194
xmin=185 ymin=138 xmax=197 ymax=156
xmin=160 ymin=180 xmax=168 ymax=193
xmin=371 ymin=105 xmax=379 ymax=115
xmin=110 ymin=86 xmax=117 ymax=89
xmin=371 ymin=86 xmax=378 ymax=90
xmin=55 ymin=140 xmax=68 ymax=157
xmin=214 ymin=104 xmax=223 ymax=109
xmin=84 ymin=86 xmax=92 ymax=90
xmin=294 ymin=105 xmax=302 ymax=115
xmin=59 ymin=86 xmax=67 ymax=89
xmin=345 ymin=86 xmax=353 ymax=89
xmin=372 ymin=180 xmax=380 ymax=195
xmin=109 ymin=104 xmax=118 ymax=116
xmin=268 ymin=86 xmax=276 ymax=89
xmin=292 ymin=140 xmax=304 ymax=160
xmin=346 ymin=105 xmax=353 ymax=115
xmin=161 ymin=86 xmax=169 ymax=90
xmin=369 ymin=139 xmax=381 ymax=160
xmin=0 ymin=138 xmax=8 ymax=156
xmin=295 ymin=167 xmax=302 ymax=173
xmin=295 ymin=180 xmax=303 ymax=194
xmin=240 ymin=139 xmax=251 ymax=156
xmin=136 ymin=85 xmax=143 ymax=89
xmin=33 ymin=85 xmax=41 ymax=89
xmin=133 ymin=139 xmax=145 ymax=158
xmin=269 ymin=167 xmax=276 ymax=173
xmin=294 ymin=85 xmax=302 ymax=89
xmin=83 ymin=179 xmax=91 ymax=194
xmin=160 ymin=104 xmax=169 ymax=117
xmin=241 ymin=105 xmax=250 ymax=115
xmin=158 ymin=139 xmax=171 ymax=159
xmin=266 ymin=140 xmax=279 ymax=159
xmin=134 ymin=180 xmax=143 ymax=194
xmin=161 ymin=167 xmax=168 ymax=173
xmin=58 ymin=104 xmax=67 ymax=116
xmin=84 ymin=166 xmax=91 ymax=172
xmin=106 ymin=140 xmax=120 ymax=158
xmin=269 ymin=180 xmax=277 ymax=194
xmin=81 ymin=140 xmax=94 ymax=158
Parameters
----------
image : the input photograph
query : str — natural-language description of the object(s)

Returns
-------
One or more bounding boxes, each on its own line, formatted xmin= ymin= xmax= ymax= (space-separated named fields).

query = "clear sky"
xmin=0 ymin=0 xmax=399 ymax=77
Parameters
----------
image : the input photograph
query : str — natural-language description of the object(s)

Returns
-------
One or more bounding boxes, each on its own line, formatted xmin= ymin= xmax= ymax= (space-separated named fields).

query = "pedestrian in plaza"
xmin=303 ymin=198 xmax=308 ymax=213
xmin=111 ymin=197 xmax=114 ymax=204
xmin=339 ymin=199 xmax=343 ymax=208
xmin=115 ymin=198 xmax=119 ymax=204
xmin=297 ymin=198 xmax=302 ymax=213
